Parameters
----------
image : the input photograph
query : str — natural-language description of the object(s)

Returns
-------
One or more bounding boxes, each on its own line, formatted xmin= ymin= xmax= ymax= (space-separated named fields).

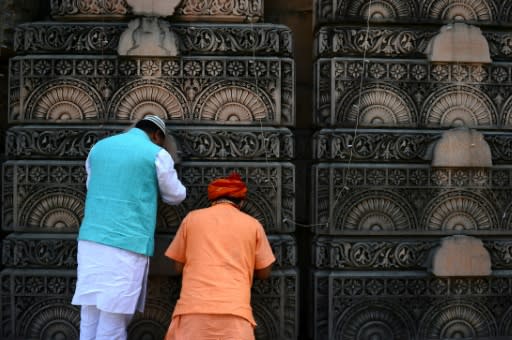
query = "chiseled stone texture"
xmin=50 ymin=0 xmax=264 ymax=22
xmin=311 ymin=164 xmax=512 ymax=235
xmin=2 ymin=161 xmax=295 ymax=233
xmin=430 ymin=235 xmax=492 ymax=277
xmin=14 ymin=22 xmax=293 ymax=57
xmin=314 ymin=0 xmax=512 ymax=26
xmin=312 ymin=271 xmax=512 ymax=340
xmin=0 ymin=269 xmax=298 ymax=339
xmin=118 ymin=17 xmax=180 ymax=56
xmin=126 ymin=0 xmax=181 ymax=17
xmin=426 ymin=23 xmax=492 ymax=63
xmin=432 ymin=128 xmax=493 ymax=168
xmin=9 ymin=55 xmax=295 ymax=126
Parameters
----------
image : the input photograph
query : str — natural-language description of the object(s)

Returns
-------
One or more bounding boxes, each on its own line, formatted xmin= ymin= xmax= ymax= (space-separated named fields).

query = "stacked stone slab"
xmin=1 ymin=1 xmax=297 ymax=338
xmin=313 ymin=0 xmax=512 ymax=339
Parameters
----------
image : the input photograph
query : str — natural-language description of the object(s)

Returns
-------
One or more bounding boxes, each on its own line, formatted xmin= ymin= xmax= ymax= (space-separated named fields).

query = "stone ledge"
xmin=15 ymin=23 xmax=293 ymax=56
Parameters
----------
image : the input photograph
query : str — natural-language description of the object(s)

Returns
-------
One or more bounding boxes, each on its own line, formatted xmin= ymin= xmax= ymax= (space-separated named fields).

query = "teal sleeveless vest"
xmin=78 ymin=128 xmax=162 ymax=256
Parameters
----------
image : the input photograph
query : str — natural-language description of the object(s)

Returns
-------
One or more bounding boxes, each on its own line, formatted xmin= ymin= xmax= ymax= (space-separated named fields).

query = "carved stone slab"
xmin=2 ymin=161 xmax=295 ymax=233
xmin=14 ymin=23 xmax=293 ymax=56
xmin=314 ymin=0 xmax=510 ymax=26
xmin=50 ymin=0 xmax=264 ymax=22
xmin=0 ymin=269 xmax=297 ymax=340
xmin=315 ymin=26 xmax=512 ymax=60
xmin=5 ymin=125 xmax=294 ymax=160
xmin=2 ymin=233 xmax=297 ymax=270
xmin=315 ymin=129 xmax=512 ymax=163
xmin=313 ymin=237 xmax=512 ymax=271
xmin=10 ymin=56 xmax=295 ymax=126
xmin=315 ymin=58 xmax=512 ymax=128
xmin=312 ymin=164 xmax=512 ymax=235
xmin=313 ymin=271 xmax=512 ymax=340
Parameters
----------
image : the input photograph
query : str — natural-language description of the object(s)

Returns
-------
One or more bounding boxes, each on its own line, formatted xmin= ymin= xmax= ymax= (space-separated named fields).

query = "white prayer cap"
xmin=142 ymin=115 xmax=167 ymax=135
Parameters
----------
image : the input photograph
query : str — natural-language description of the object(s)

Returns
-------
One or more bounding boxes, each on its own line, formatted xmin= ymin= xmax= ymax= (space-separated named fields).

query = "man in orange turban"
xmin=164 ymin=172 xmax=275 ymax=340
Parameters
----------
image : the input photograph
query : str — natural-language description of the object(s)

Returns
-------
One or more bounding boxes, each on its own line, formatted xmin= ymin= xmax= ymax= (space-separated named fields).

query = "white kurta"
xmin=72 ymin=148 xmax=186 ymax=314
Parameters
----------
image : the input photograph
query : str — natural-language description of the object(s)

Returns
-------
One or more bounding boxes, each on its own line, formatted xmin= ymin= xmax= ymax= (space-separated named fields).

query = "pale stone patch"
xmin=430 ymin=235 xmax=491 ymax=277
xmin=426 ymin=23 xmax=492 ymax=64
xmin=432 ymin=128 xmax=492 ymax=168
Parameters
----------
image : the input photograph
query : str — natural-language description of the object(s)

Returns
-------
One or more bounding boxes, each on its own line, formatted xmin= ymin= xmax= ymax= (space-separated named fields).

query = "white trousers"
xmin=80 ymin=305 xmax=133 ymax=340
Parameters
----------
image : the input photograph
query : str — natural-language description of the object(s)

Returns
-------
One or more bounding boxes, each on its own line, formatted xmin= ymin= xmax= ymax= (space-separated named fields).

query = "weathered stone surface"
xmin=432 ymin=128 xmax=493 ymax=168
xmin=314 ymin=59 xmax=512 ymax=128
xmin=14 ymin=23 xmax=293 ymax=56
xmin=0 ymin=269 xmax=298 ymax=340
xmin=426 ymin=23 xmax=492 ymax=64
xmin=50 ymin=0 xmax=264 ymax=22
xmin=126 ymin=0 xmax=181 ymax=17
xmin=2 ymin=233 xmax=296 ymax=271
xmin=118 ymin=18 xmax=180 ymax=56
xmin=313 ymin=271 xmax=512 ymax=340
xmin=5 ymin=125 xmax=294 ymax=160
xmin=314 ymin=0 xmax=507 ymax=26
xmin=314 ymin=129 xmax=512 ymax=163
xmin=2 ymin=161 xmax=295 ymax=233
xmin=312 ymin=164 xmax=512 ymax=235
xmin=10 ymin=55 xmax=295 ymax=126
xmin=0 ymin=0 xmax=40 ymax=53
xmin=430 ymin=235 xmax=492 ymax=277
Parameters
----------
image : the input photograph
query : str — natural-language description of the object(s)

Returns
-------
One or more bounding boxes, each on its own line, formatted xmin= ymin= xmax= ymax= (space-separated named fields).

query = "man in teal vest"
xmin=72 ymin=115 xmax=186 ymax=340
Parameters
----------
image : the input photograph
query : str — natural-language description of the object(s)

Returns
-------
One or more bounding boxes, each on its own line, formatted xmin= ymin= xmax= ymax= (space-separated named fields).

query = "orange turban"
xmin=208 ymin=172 xmax=247 ymax=201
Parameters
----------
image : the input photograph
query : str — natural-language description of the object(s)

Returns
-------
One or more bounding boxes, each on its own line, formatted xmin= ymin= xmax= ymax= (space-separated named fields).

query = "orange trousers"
xmin=166 ymin=314 xmax=255 ymax=340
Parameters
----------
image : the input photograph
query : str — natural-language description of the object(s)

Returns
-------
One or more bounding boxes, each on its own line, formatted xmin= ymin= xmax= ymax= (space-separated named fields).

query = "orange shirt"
xmin=165 ymin=202 xmax=276 ymax=326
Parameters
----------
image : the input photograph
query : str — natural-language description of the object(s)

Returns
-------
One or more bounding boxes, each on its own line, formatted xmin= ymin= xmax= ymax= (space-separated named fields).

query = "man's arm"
xmin=254 ymin=264 xmax=272 ymax=280
xmin=172 ymin=260 xmax=184 ymax=275
xmin=155 ymin=149 xmax=186 ymax=204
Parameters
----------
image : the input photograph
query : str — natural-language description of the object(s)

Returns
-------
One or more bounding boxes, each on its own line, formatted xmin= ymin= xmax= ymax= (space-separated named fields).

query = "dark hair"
xmin=135 ymin=120 xmax=165 ymax=139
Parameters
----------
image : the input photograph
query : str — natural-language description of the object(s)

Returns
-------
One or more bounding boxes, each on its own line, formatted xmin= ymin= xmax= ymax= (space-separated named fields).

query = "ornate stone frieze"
xmin=0 ymin=269 xmax=297 ymax=339
xmin=50 ymin=0 xmax=263 ymax=22
xmin=313 ymin=271 xmax=512 ymax=340
xmin=315 ymin=58 xmax=512 ymax=127
xmin=315 ymin=129 xmax=512 ymax=163
xmin=10 ymin=56 xmax=295 ymax=125
xmin=3 ymin=162 xmax=295 ymax=233
xmin=2 ymin=234 xmax=296 ymax=269
xmin=313 ymin=237 xmax=436 ymax=270
xmin=5 ymin=126 xmax=294 ymax=160
xmin=316 ymin=26 xmax=512 ymax=60
xmin=313 ymin=237 xmax=512 ymax=270
xmin=14 ymin=23 xmax=293 ymax=56
xmin=312 ymin=164 xmax=512 ymax=235
xmin=314 ymin=0 xmax=508 ymax=25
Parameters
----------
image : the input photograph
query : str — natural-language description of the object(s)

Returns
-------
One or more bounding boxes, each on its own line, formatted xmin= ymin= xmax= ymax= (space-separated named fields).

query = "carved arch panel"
xmin=421 ymin=0 xmax=496 ymax=21
xmin=422 ymin=85 xmax=496 ymax=128
xmin=338 ymin=84 xmax=417 ymax=127
xmin=24 ymin=80 xmax=103 ymax=122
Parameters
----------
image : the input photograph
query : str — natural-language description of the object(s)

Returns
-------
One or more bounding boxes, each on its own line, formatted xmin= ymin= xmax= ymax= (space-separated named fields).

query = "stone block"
xmin=5 ymin=125 xmax=294 ymax=161
xmin=314 ymin=59 xmax=512 ymax=128
xmin=50 ymin=0 xmax=264 ymax=22
xmin=311 ymin=164 xmax=512 ymax=235
xmin=127 ymin=0 xmax=180 ymax=17
xmin=9 ymin=55 xmax=295 ymax=126
xmin=430 ymin=235 xmax=492 ymax=277
xmin=432 ymin=128 xmax=493 ymax=167
xmin=312 ymin=271 xmax=512 ymax=340
xmin=118 ymin=18 xmax=180 ymax=57
xmin=0 ymin=268 xmax=297 ymax=339
xmin=426 ymin=23 xmax=492 ymax=64
xmin=14 ymin=23 xmax=293 ymax=57
xmin=2 ymin=161 xmax=295 ymax=233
